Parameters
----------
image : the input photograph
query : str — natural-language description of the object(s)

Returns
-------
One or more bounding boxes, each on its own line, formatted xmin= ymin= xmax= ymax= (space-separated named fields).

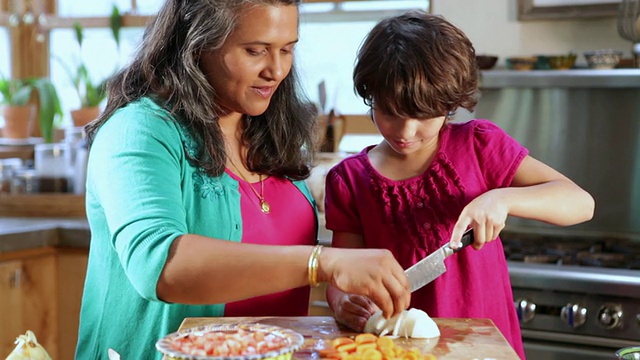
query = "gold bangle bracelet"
xmin=308 ymin=245 xmax=323 ymax=287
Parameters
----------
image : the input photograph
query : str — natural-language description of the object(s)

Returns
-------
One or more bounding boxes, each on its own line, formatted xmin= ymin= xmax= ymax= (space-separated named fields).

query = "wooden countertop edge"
xmin=178 ymin=316 xmax=499 ymax=330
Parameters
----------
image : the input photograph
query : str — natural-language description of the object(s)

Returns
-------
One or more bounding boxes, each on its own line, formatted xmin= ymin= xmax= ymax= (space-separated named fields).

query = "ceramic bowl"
xmin=584 ymin=50 xmax=624 ymax=69
xmin=156 ymin=323 xmax=304 ymax=360
xmin=548 ymin=54 xmax=577 ymax=70
xmin=476 ymin=55 xmax=499 ymax=70
xmin=507 ymin=57 xmax=538 ymax=71
xmin=534 ymin=55 xmax=551 ymax=70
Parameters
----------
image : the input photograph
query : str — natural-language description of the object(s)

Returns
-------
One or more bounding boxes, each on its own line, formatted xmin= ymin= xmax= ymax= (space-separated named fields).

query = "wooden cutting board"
xmin=169 ymin=316 xmax=519 ymax=360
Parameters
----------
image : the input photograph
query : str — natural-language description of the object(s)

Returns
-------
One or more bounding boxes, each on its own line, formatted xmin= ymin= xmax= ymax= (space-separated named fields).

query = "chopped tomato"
xmin=168 ymin=329 xmax=290 ymax=357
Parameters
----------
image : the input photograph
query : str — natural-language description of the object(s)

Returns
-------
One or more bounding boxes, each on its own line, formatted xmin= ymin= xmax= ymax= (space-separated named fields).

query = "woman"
xmin=75 ymin=1 xmax=410 ymax=358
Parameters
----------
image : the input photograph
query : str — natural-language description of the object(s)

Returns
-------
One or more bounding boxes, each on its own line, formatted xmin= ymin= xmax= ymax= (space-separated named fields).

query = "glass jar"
xmin=0 ymin=158 xmax=24 ymax=194
xmin=64 ymin=126 xmax=88 ymax=194
xmin=34 ymin=142 xmax=74 ymax=193
xmin=11 ymin=169 xmax=39 ymax=194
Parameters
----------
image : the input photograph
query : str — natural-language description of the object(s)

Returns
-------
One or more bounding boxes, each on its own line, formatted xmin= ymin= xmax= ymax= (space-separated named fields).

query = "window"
xmin=0 ymin=28 xmax=10 ymax=128
xmin=298 ymin=1 xmax=429 ymax=114
xmin=0 ymin=28 xmax=9 ymax=77
xmin=50 ymin=27 xmax=144 ymax=125
xmin=57 ymin=0 xmax=131 ymax=17
xmin=45 ymin=0 xmax=428 ymax=125
xmin=50 ymin=0 xmax=146 ymax=126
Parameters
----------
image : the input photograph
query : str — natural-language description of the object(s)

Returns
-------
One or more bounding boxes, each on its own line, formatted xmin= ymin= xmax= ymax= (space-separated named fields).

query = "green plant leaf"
xmin=58 ymin=13 xmax=118 ymax=111
xmin=30 ymin=79 xmax=61 ymax=143
xmin=0 ymin=74 xmax=11 ymax=103
xmin=85 ymin=80 xmax=96 ymax=107
xmin=12 ymin=86 xmax=33 ymax=106
xmin=77 ymin=63 xmax=89 ymax=86
xmin=82 ymin=77 xmax=108 ymax=107
xmin=73 ymin=21 xmax=83 ymax=47
xmin=0 ymin=76 xmax=32 ymax=106
xmin=0 ymin=75 xmax=60 ymax=142
xmin=52 ymin=54 xmax=77 ymax=87
xmin=110 ymin=5 xmax=122 ymax=49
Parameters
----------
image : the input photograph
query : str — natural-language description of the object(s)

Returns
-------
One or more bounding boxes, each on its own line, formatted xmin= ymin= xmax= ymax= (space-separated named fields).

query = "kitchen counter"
xmin=164 ymin=316 xmax=520 ymax=360
xmin=0 ymin=217 xmax=90 ymax=253
xmin=480 ymin=69 xmax=640 ymax=88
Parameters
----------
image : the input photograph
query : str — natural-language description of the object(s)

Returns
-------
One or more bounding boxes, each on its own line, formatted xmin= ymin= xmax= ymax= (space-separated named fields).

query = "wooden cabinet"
xmin=0 ymin=247 xmax=88 ymax=359
xmin=0 ymin=259 xmax=24 ymax=355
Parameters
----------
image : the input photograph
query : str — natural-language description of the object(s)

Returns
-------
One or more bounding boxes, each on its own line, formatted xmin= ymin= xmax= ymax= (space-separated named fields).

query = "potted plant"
xmin=61 ymin=5 xmax=122 ymax=127
xmin=0 ymin=74 xmax=62 ymax=142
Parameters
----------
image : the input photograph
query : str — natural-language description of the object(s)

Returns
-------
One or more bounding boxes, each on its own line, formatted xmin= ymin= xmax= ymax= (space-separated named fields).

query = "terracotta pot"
xmin=1 ymin=105 xmax=36 ymax=139
xmin=70 ymin=106 xmax=101 ymax=127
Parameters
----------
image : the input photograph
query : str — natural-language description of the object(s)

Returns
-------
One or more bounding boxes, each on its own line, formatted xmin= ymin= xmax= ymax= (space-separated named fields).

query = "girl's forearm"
xmin=504 ymin=180 xmax=595 ymax=226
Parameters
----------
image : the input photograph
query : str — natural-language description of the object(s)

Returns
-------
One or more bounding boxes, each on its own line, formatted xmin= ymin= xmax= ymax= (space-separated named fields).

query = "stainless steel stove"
xmin=502 ymin=229 xmax=640 ymax=360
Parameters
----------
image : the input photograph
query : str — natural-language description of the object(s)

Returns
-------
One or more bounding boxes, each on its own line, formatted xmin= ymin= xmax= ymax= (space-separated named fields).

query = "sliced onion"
xmin=363 ymin=308 xmax=440 ymax=339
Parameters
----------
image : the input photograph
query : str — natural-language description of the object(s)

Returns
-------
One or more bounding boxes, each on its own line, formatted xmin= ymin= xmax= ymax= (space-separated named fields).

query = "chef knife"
xmin=405 ymin=228 xmax=474 ymax=292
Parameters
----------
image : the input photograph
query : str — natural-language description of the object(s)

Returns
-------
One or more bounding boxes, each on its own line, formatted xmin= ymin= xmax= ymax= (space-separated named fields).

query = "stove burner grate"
xmin=502 ymin=231 xmax=640 ymax=269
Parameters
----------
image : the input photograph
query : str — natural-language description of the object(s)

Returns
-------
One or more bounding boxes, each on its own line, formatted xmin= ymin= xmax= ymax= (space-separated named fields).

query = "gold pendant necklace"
xmin=228 ymin=159 xmax=270 ymax=214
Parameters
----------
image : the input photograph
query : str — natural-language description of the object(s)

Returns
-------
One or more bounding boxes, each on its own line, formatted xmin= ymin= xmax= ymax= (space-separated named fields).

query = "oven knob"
xmin=515 ymin=298 xmax=536 ymax=323
xmin=561 ymin=303 xmax=587 ymax=328
xmin=597 ymin=303 xmax=623 ymax=329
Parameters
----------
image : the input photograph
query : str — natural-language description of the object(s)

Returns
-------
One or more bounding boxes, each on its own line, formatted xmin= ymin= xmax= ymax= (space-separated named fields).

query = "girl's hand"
xmin=318 ymin=247 xmax=410 ymax=319
xmin=450 ymin=189 xmax=508 ymax=250
xmin=331 ymin=294 xmax=379 ymax=331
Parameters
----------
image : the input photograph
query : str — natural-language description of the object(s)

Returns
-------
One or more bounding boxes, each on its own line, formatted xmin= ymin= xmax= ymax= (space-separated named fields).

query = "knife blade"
xmin=405 ymin=228 xmax=474 ymax=292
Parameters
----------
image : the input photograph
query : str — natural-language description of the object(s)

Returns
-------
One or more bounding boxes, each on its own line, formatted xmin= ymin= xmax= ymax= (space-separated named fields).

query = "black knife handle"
xmin=452 ymin=228 xmax=474 ymax=253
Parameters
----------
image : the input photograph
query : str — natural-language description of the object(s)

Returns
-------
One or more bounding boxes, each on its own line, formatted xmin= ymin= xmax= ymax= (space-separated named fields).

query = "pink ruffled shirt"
xmin=325 ymin=119 xmax=527 ymax=359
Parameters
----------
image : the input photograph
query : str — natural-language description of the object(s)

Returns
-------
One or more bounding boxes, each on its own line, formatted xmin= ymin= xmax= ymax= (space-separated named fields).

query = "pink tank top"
xmin=224 ymin=170 xmax=315 ymax=316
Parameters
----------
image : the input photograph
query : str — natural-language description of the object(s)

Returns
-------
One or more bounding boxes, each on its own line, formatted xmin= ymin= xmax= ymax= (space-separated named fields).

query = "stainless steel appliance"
xmin=474 ymin=71 xmax=640 ymax=359
xmin=503 ymin=229 xmax=640 ymax=360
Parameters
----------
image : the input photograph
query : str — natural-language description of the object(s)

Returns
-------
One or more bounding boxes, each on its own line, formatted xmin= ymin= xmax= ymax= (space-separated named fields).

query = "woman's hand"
xmin=330 ymin=293 xmax=379 ymax=331
xmin=318 ymin=247 xmax=410 ymax=319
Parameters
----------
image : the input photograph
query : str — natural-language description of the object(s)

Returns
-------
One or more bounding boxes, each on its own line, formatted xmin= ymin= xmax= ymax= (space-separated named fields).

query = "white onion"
xmin=363 ymin=308 xmax=440 ymax=339
xmin=5 ymin=331 xmax=52 ymax=360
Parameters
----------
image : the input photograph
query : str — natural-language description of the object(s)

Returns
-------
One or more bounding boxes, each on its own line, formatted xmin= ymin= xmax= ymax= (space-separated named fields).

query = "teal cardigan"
xmin=76 ymin=97 xmax=318 ymax=359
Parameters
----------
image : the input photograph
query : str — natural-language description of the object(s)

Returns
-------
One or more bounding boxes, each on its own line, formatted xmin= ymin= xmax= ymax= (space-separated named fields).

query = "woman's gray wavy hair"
xmin=86 ymin=0 xmax=318 ymax=180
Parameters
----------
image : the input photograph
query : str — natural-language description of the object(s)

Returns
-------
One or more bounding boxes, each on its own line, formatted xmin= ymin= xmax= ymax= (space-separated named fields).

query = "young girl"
xmin=324 ymin=11 xmax=594 ymax=359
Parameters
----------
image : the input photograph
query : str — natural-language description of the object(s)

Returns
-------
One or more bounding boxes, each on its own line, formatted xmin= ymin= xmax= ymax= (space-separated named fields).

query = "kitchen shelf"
xmin=480 ymin=69 xmax=640 ymax=88
xmin=0 ymin=194 xmax=85 ymax=218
